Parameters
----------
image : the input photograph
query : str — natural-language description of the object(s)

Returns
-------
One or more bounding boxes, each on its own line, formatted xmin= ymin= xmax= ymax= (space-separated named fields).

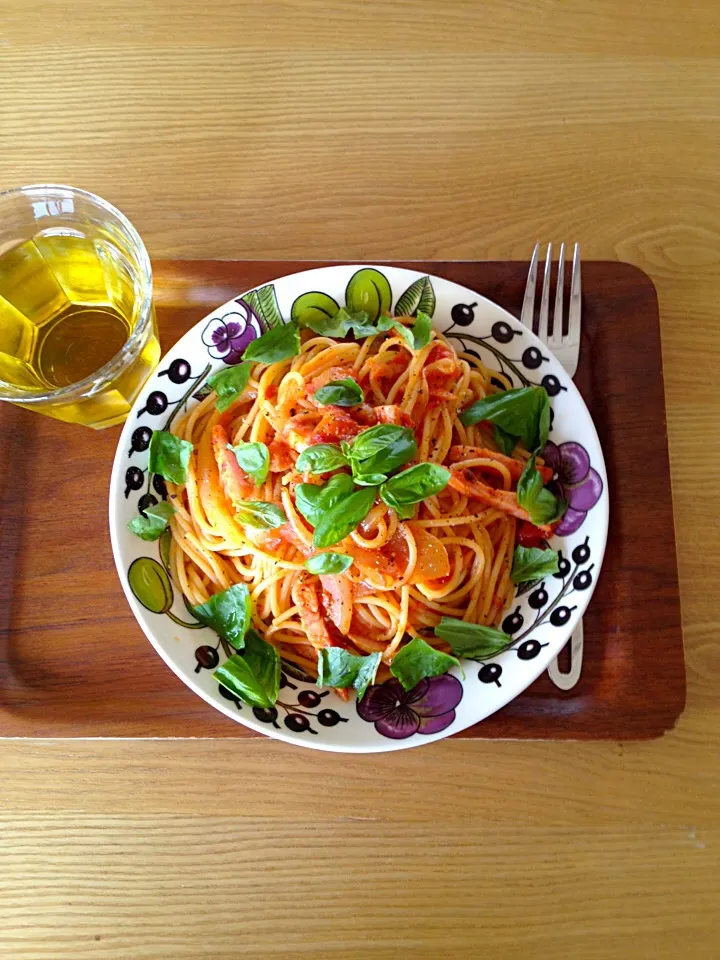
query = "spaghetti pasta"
xmin=166 ymin=320 xmax=540 ymax=685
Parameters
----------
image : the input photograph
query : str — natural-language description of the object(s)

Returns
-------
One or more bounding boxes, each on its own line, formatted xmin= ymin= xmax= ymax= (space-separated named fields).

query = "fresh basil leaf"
xmin=493 ymin=424 xmax=518 ymax=456
xmin=517 ymin=454 xmax=544 ymax=507
xmin=243 ymin=320 xmax=300 ymax=364
xmin=128 ymin=501 xmax=175 ymax=541
xmin=378 ymin=314 xmax=414 ymax=350
xmin=213 ymin=629 xmax=281 ymax=707
xmin=302 ymin=307 xmax=376 ymax=340
xmin=459 ymin=386 xmax=550 ymax=452
xmin=295 ymin=473 xmax=355 ymax=528
xmin=312 ymin=485 xmax=378 ymax=548
xmin=317 ymin=648 xmax=381 ymax=700
xmin=191 ymin=583 xmax=252 ymax=650
xmin=148 ymin=430 xmax=193 ymax=484
xmin=530 ymin=487 xmax=567 ymax=526
xmin=346 ymin=424 xmax=417 ymax=478
xmin=379 ymin=482 xmax=415 ymax=518
xmin=353 ymin=472 xmax=388 ymax=487
xmin=305 ymin=552 xmax=354 ymax=575
xmin=511 ymin=545 xmax=559 ymax=584
xmin=517 ymin=456 xmax=566 ymax=526
xmin=378 ymin=310 xmax=433 ymax=351
xmin=208 ymin=362 xmax=253 ymax=412
xmin=295 ymin=443 xmax=349 ymax=475
xmin=235 ymin=501 xmax=287 ymax=529
xmin=348 ymin=314 xmax=380 ymax=338
xmin=411 ymin=310 xmax=433 ymax=350
xmin=389 ymin=636 xmax=459 ymax=691
xmin=228 ymin=441 xmax=269 ymax=486
xmin=434 ymin=617 xmax=511 ymax=660
xmin=379 ymin=463 xmax=450 ymax=510
xmin=314 ymin=378 xmax=364 ymax=407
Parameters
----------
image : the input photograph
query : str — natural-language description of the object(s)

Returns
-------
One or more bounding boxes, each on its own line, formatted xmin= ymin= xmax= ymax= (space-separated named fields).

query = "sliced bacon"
xmin=407 ymin=525 xmax=451 ymax=582
xmin=319 ymin=574 xmax=354 ymax=636
xmin=448 ymin=467 xmax=553 ymax=536
xmin=310 ymin=408 xmax=368 ymax=445
xmin=211 ymin=424 xmax=255 ymax=507
xmin=448 ymin=446 xmax=553 ymax=485
xmin=374 ymin=405 xmax=414 ymax=429
xmin=291 ymin=572 xmax=333 ymax=649
xmin=268 ymin=438 xmax=296 ymax=472
xmin=282 ymin=412 xmax=320 ymax=452
xmin=306 ymin=365 xmax=356 ymax=396
xmin=424 ymin=341 xmax=459 ymax=404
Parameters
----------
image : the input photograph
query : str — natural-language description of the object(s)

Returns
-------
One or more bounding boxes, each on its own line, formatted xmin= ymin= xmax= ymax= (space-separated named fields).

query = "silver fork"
xmin=521 ymin=242 xmax=583 ymax=691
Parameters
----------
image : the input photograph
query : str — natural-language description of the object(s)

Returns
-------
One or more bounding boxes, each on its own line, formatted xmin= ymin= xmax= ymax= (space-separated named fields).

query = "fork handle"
xmin=547 ymin=621 xmax=584 ymax=690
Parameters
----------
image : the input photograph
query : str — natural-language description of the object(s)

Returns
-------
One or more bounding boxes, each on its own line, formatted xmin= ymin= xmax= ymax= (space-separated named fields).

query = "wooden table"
xmin=1 ymin=2 xmax=719 ymax=957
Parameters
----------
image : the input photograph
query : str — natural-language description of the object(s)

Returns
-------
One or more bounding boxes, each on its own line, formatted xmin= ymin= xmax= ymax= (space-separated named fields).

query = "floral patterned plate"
xmin=109 ymin=265 xmax=608 ymax=752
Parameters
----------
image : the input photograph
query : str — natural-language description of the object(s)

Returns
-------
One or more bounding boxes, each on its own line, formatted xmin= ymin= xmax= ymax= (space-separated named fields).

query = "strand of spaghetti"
xmin=452 ymin=457 xmax=514 ymax=490
xmin=352 ymin=334 xmax=377 ymax=372
xmin=479 ymin=516 xmax=515 ymax=622
xmin=173 ymin=521 xmax=234 ymax=588
xmin=280 ymin=488 xmax=314 ymax=550
xmin=347 ymin=631 xmax=387 ymax=654
xmin=353 ymin=606 xmax=396 ymax=643
xmin=383 ymin=585 xmax=410 ymax=660
xmin=411 ymin=511 xmax=498 ymax=528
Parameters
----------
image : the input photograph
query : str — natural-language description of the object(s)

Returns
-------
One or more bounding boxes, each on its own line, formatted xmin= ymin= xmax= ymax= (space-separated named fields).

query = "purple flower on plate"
xmin=201 ymin=300 xmax=262 ymax=364
xmin=543 ymin=441 xmax=603 ymax=535
xmin=357 ymin=675 xmax=463 ymax=740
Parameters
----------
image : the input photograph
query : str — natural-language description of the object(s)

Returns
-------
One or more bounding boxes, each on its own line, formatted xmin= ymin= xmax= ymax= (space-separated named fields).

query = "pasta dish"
xmin=150 ymin=309 xmax=562 ymax=699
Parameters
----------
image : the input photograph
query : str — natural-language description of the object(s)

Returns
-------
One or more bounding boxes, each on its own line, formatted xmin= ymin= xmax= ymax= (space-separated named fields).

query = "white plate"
xmin=109 ymin=265 xmax=608 ymax=752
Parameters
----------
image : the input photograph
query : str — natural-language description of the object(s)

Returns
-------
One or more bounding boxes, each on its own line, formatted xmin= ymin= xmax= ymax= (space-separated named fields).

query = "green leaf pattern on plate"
xmin=394 ymin=275 xmax=436 ymax=317
xmin=345 ymin=269 xmax=392 ymax=321
xmin=291 ymin=291 xmax=340 ymax=326
xmin=127 ymin=557 xmax=203 ymax=628
xmin=245 ymin=284 xmax=283 ymax=329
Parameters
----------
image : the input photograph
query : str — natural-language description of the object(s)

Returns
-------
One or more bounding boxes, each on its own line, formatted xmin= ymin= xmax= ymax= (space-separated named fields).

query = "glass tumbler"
xmin=0 ymin=184 xmax=160 ymax=428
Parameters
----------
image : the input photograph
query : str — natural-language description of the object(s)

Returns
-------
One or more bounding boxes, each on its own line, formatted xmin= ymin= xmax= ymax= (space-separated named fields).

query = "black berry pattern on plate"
xmin=138 ymin=493 xmax=158 ymax=516
xmin=152 ymin=474 xmax=168 ymax=499
xmin=478 ymin=663 xmax=503 ymax=686
xmin=516 ymin=639 xmax=547 ymax=661
xmin=207 ymin=660 xmax=350 ymax=733
xmin=124 ymin=466 xmax=145 ymax=497
xmin=490 ymin=320 xmax=519 ymax=344
xmin=528 ymin=586 xmax=549 ymax=609
xmin=442 ymin=307 xmax=568 ymax=401
xmin=541 ymin=374 xmax=566 ymax=397
xmin=159 ymin=358 xmax=193 ymax=384
xmin=442 ymin=318 xmax=543 ymax=389
xmin=132 ymin=359 xmax=212 ymax=513
xmin=218 ymin=683 xmax=243 ymax=709
xmin=248 ymin=674 xmax=349 ymax=734
xmin=137 ymin=390 xmax=171 ymax=418
xmin=128 ymin=425 xmax=152 ymax=457
xmin=521 ymin=346 xmax=547 ymax=370
xmin=194 ymin=645 xmax=219 ymax=672
xmin=450 ymin=302 xmax=477 ymax=327
xmin=471 ymin=536 xmax=595 ymax=675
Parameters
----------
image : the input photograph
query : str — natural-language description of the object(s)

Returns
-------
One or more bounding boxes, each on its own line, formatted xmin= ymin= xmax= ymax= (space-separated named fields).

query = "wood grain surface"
xmin=1 ymin=1 xmax=719 ymax=957
xmin=0 ymin=259 xmax=685 ymax=740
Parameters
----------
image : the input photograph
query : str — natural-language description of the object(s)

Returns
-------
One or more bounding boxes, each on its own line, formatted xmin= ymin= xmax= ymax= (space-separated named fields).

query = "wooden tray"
xmin=0 ymin=260 xmax=685 ymax=739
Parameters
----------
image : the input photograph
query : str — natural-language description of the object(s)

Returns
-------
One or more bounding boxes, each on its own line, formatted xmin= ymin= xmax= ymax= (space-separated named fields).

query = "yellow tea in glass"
xmin=0 ymin=185 xmax=160 ymax=428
